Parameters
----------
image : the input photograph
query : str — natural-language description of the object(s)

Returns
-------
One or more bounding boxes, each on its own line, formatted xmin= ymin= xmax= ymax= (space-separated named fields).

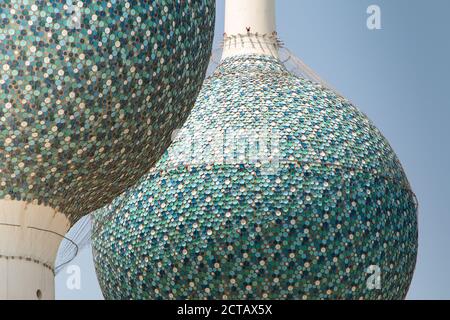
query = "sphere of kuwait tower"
xmin=92 ymin=0 xmax=418 ymax=300
xmin=0 ymin=0 xmax=215 ymax=299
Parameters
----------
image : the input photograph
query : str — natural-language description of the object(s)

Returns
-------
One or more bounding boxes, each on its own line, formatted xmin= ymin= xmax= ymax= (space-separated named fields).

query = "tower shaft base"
xmin=0 ymin=200 xmax=70 ymax=300
xmin=0 ymin=258 xmax=55 ymax=300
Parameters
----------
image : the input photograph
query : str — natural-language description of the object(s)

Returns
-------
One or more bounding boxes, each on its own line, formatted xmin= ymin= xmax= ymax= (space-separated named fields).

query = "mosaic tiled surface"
xmin=0 ymin=0 xmax=215 ymax=224
xmin=92 ymin=55 xmax=418 ymax=300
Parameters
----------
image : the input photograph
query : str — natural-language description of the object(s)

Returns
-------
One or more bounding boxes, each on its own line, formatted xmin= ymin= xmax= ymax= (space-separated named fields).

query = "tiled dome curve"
xmin=92 ymin=55 xmax=418 ymax=299
xmin=0 ymin=0 xmax=216 ymax=224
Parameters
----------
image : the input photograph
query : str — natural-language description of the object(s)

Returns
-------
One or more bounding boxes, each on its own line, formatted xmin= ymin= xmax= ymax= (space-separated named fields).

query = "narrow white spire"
xmin=222 ymin=0 xmax=279 ymax=60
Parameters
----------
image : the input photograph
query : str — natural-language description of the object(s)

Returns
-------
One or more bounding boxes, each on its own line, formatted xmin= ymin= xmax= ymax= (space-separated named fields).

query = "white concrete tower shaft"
xmin=0 ymin=200 xmax=70 ymax=300
xmin=222 ymin=0 xmax=279 ymax=60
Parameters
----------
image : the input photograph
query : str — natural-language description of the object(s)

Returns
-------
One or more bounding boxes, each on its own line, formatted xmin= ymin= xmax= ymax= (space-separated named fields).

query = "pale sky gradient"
xmin=56 ymin=0 xmax=450 ymax=300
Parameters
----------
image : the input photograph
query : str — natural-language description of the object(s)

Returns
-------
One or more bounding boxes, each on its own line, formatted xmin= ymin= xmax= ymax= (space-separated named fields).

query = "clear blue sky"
xmin=56 ymin=0 xmax=450 ymax=300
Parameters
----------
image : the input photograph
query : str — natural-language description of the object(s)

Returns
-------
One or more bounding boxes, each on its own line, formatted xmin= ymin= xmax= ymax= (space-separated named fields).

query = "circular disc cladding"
xmin=0 ymin=0 xmax=215 ymax=223
xmin=92 ymin=55 xmax=418 ymax=300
